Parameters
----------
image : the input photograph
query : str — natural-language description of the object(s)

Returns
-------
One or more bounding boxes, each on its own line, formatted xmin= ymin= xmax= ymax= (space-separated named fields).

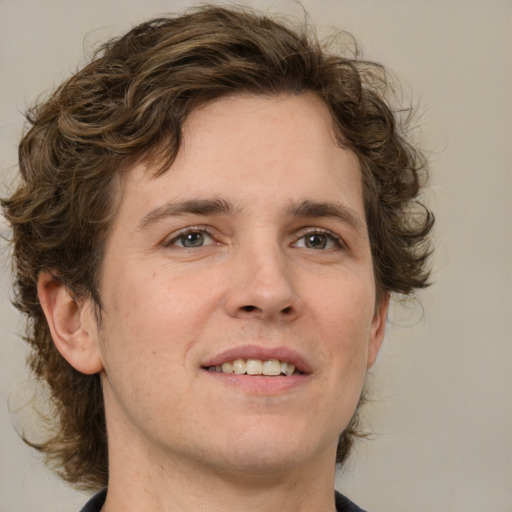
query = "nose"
xmin=224 ymin=240 xmax=302 ymax=322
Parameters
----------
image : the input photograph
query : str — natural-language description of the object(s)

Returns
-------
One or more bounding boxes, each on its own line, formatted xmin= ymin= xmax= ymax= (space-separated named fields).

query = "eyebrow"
xmin=138 ymin=197 xmax=366 ymax=235
xmin=138 ymin=198 xmax=234 ymax=230
xmin=289 ymin=200 xmax=367 ymax=235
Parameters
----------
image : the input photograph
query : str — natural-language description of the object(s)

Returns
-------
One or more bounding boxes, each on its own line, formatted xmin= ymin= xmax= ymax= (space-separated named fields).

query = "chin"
xmin=208 ymin=449 xmax=306 ymax=478
xmin=199 ymin=426 xmax=334 ymax=477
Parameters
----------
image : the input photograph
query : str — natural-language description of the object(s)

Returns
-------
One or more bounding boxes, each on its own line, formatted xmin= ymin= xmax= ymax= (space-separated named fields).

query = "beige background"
xmin=1 ymin=0 xmax=511 ymax=511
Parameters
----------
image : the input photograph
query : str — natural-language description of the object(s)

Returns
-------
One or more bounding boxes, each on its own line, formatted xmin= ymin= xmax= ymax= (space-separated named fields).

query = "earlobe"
xmin=37 ymin=272 xmax=104 ymax=375
xmin=367 ymin=293 xmax=390 ymax=368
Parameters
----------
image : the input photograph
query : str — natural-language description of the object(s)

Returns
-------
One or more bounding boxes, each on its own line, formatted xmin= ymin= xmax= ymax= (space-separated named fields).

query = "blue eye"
xmin=168 ymin=229 xmax=214 ymax=248
xmin=294 ymin=231 xmax=341 ymax=250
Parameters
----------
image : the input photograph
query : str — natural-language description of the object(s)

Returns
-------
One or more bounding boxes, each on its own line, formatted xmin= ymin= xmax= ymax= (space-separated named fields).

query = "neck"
xmin=100 ymin=378 xmax=340 ymax=512
xmin=102 ymin=439 xmax=338 ymax=512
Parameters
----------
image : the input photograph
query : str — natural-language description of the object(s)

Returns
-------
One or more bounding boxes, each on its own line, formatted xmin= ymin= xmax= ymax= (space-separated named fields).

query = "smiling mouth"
xmin=205 ymin=358 xmax=302 ymax=376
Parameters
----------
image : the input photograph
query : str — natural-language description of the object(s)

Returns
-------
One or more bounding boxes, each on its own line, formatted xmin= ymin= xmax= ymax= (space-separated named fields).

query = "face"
xmin=86 ymin=94 xmax=387 ymax=478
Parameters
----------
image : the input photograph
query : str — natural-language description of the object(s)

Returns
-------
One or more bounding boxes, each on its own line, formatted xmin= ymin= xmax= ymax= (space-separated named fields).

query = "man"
xmin=2 ymin=6 xmax=433 ymax=511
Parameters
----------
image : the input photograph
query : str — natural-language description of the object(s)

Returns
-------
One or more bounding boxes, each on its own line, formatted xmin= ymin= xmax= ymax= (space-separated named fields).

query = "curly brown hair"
xmin=2 ymin=5 xmax=433 ymax=490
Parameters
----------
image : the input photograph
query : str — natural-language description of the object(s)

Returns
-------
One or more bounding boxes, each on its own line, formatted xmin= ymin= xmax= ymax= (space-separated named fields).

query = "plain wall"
xmin=1 ymin=1 xmax=511 ymax=511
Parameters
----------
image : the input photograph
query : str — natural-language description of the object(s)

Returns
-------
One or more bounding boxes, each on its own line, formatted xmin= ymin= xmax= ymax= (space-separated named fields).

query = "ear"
xmin=37 ymin=271 xmax=104 ymax=375
xmin=367 ymin=293 xmax=390 ymax=368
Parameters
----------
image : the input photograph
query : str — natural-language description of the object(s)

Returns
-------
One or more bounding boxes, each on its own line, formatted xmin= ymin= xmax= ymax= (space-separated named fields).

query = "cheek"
xmin=315 ymin=280 xmax=375 ymax=337
xmin=311 ymin=279 xmax=376 ymax=381
xmin=101 ymin=268 xmax=220 ymax=361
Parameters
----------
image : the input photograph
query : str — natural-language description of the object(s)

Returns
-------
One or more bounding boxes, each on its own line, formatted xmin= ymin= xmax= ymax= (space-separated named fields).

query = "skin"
xmin=39 ymin=93 xmax=388 ymax=512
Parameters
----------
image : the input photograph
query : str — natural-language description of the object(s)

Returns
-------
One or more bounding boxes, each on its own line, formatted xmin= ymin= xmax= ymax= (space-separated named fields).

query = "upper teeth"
xmin=208 ymin=358 xmax=297 ymax=376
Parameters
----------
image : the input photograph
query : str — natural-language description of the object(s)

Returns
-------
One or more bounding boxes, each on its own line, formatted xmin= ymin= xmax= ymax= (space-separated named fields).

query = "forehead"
xmin=115 ymin=93 xmax=364 ymax=224
xmin=182 ymin=93 xmax=346 ymax=174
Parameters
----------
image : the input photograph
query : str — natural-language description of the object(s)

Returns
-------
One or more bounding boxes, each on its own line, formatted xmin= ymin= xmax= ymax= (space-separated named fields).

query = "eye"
xmin=166 ymin=229 xmax=215 ymax=248
xmin=293 ymin=230 xmax=342 ymax=250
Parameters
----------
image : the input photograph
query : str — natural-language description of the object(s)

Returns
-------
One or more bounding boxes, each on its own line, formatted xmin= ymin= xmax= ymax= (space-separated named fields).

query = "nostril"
xmin=240 ymin=305 xmax=293 ymax=315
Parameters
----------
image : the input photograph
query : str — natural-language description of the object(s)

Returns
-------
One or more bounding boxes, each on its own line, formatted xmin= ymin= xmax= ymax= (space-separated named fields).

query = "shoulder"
xmin=79 ymin=488 xmax=107 ymax=512
xmin=335 ymin=490 xmax=368 ymax=512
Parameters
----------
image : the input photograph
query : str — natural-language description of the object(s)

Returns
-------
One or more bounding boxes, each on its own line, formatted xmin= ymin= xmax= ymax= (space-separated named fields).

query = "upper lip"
xmin=202 ymin=344 xmax=312 ymax=374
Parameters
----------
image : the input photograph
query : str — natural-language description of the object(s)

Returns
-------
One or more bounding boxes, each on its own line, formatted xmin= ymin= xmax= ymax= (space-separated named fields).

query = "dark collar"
xmin=79 ymin=488 xmax=367 ymax=511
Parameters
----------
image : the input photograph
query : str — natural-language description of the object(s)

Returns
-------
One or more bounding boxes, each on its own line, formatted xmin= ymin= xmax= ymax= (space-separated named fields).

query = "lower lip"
xmin=204 ymin=371 xmax=309 ymax=395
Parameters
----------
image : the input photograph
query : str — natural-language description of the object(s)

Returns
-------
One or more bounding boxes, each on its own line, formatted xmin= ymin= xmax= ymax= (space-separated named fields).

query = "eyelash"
xmin=163 ymin=226 xmax=344 ymax=250
xmin=293 ymin=228 xmax=344 ymax=251
xmin=163 ymin=226 xmax=215 ymax=248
